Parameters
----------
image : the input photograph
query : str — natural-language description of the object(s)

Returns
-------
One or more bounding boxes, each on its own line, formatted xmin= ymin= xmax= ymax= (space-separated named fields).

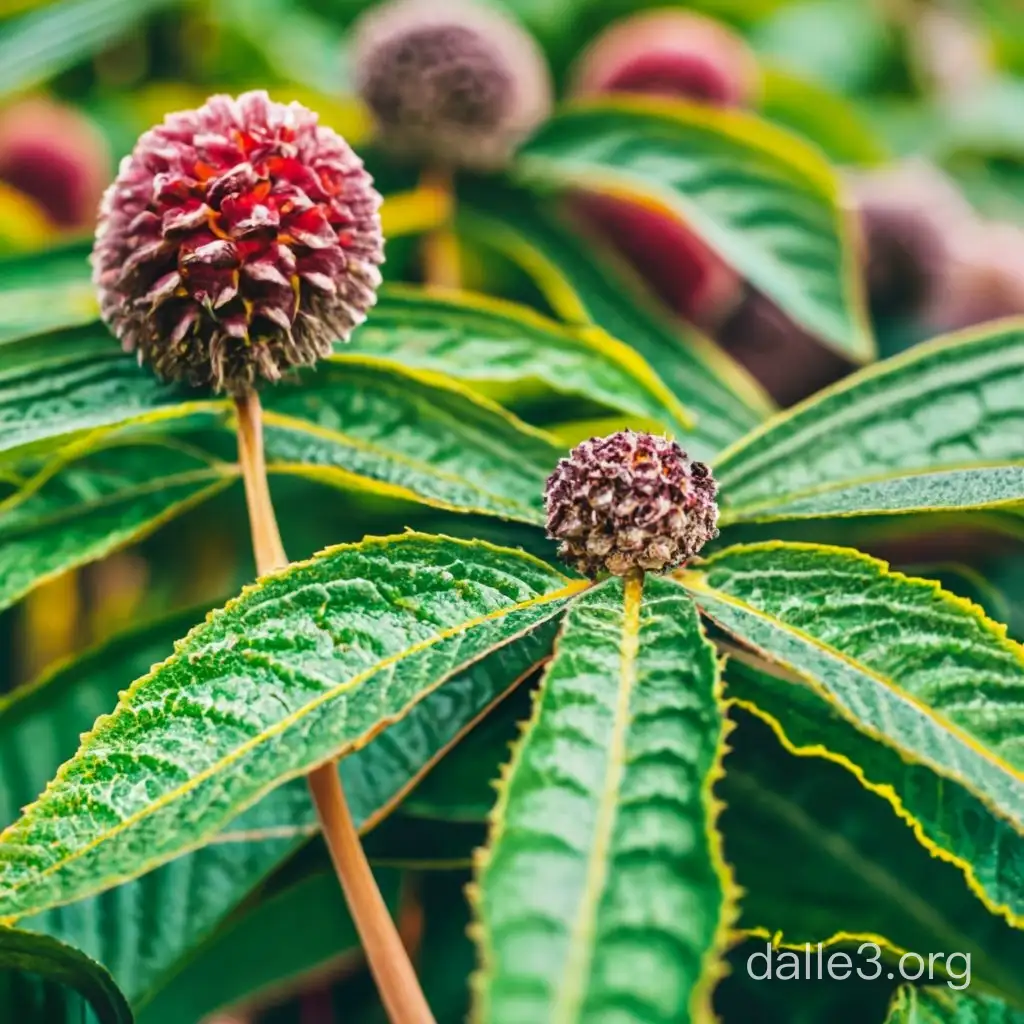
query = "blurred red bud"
xmin=715 ymin=288 xmax=854 ymax=407
xmin=847 ymin=160 xmax=971 ymax=321
xmin=0 ymin=98 xmax=110 ymax=231
xmin=570 ymin=193 xmax=740 ymax=327
xmin=568 ymin=8 xmax=759 ymax=106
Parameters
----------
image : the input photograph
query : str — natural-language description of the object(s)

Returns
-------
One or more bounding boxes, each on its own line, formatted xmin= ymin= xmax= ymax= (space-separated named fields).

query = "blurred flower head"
xmin=716 ymin=288 xmax=853 ymax=407
xmin=352 ymin=0 xmax=552 ymax=171
xmin=92 ymin=90 xmax=383 ymax=394
xmin=568 ymin=8 xmax=760 ymax=106
xmin=925 ymin=219 xmax=1024 ymax=332
xmin=0 ymin=97 xmax=111 ymax=230
xmin=545 ymin=429 xmax=719 ymax=578
xmin=570 ymin=194 xmax=740 ymax=327
xmin=848 ymin=159 xmax=972 ymax=321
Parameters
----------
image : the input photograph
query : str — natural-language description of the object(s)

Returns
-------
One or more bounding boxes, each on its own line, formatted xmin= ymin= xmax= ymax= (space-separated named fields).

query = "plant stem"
xmin=234 ymin=390 xmax=435 ymax=1024
xmin=420 ymin=165 xmax=461 ymax=289
xmin=235 ymin=390 xmax=287 ymax=575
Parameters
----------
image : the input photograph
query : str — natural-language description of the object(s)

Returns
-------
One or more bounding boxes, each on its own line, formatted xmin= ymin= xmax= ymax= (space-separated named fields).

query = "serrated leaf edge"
xmin=726 ymin=685 xmax=1024 ymax=931
xmin=718 ymin=460 xmax=1024 ymax=524
xmin=0 ymin=534 xmax=580 ymax=920
xmin=681 ymin=541 xmax=1024 ymax=834
xmin=467 ymin=576 xmax=741 ymax=1024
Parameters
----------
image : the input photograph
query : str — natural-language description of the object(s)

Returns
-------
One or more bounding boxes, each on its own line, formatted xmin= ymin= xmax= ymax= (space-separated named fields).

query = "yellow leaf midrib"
xmin=551 ymin=574 xmax=641 ymax=1024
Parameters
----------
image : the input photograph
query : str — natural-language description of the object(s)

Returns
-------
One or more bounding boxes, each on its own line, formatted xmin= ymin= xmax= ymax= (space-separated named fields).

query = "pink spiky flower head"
xmin=0 ymin=98 xmax=110 ymax=230
xmin=352 ymin=0 xmax=552 ymax=172
xmin=91 ymin=90 xmax=384 ymax=394
xmin=544 ymin=430 xmax=719 ymax=579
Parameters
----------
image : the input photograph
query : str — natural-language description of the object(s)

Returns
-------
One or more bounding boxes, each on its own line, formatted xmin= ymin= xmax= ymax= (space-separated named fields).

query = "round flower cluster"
xmin=91 ymin=90 xmax=384 ymax=394
xmin=352 ymin=0 xmax=551 ymax=171
xmin=544 ymin=430 xmax=719 ymax=578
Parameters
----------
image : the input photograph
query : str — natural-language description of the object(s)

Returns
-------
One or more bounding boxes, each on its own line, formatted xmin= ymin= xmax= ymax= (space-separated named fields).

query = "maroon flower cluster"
xmin=91 ymin=90 xmax=384 ymax=394
xmin=544 ymin=430 xmax=719 ymax=578
xmin=352 ymin=0 xmax=552 ymax=171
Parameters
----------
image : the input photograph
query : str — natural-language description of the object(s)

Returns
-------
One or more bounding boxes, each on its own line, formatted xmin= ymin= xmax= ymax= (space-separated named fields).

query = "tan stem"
xmin=420 ymin=166 xmax=461 ymax=290
xmin=235 ymin=391 xmax=287 ymax=575
xmin=233 ymin=391 xmax=435 ymax=1024
xmin=308 ymin=765 xmax=435 ymax=1024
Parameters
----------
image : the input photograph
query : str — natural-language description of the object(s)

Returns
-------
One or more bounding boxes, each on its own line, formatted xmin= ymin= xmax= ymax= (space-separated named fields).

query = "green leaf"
xmin=373 ymin=671 xmax=1024 ymax=1009
xmin=135 ymin=868 xmax=401 ymax=1024
xmin=516 ymin=96 xmax=872 ymax=362
xmin=471 ymin=574 xmax=734 ymax=1024
xmin=722 ymin=708 xmax=1024 ymax=1006
xmin=0 ymin=0 xmax=177 ymax=97
xmin=680 ymin=543 xmax=1024 ymax=857
xmin=760 ymin=67 xmax=889 ymax=167
xmin=884 ymin=985 xmax=1024 ymax=1023
xmin=0 ymin=326 xmax=216 ymax=462
xmin=208 ymin=0 xmax=345 ymax=94
xmin=0 ymin=244 xmax=96 ymax=344
xmin=0 ymin=284 xmax=685 ymax=468
xmin=714 ymin=321 xmax=1024 ymax=523
xmin=263 ymin=358 xmax=560 ymax=525
xmin=340 ymin=285 xmax=695 ymax=440
xmin=0 ymin=438 xmax=236 ymax=613
xmin=725 ymin=655 xmax=1024 ymax=930
xmin=1 ymin=602 xmax=560 ymax=1010
xmin=0 ymin=333 xmax=556 ymax=525
xmin=751 ymin=0 xmax=891 ymax=95
xmin=457 ymin=181 xmax=771 ymax=462
xmin=0 ymin=534 xmax=580 ymax=920
xmin=0 ymin=926 xmax=132 ymax=1024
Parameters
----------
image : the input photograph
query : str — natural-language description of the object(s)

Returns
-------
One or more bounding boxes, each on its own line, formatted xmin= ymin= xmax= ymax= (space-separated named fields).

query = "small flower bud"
xmin=91 ymin=90 xmax=384 ymax=394
xmin=568 ymin=9 xmax=760 ymax=107
xmin=544 ymin=430 xmax=719 ymax=579
xmin=352 ymin=0 xmax=552 ymax=172
xmin=568 ymin=194 xmax=740 ymax=327
xmin=848 ymin=160 xmax=971 ymax=320
xmin=0 ymin=98 xmax=110 ymax=230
